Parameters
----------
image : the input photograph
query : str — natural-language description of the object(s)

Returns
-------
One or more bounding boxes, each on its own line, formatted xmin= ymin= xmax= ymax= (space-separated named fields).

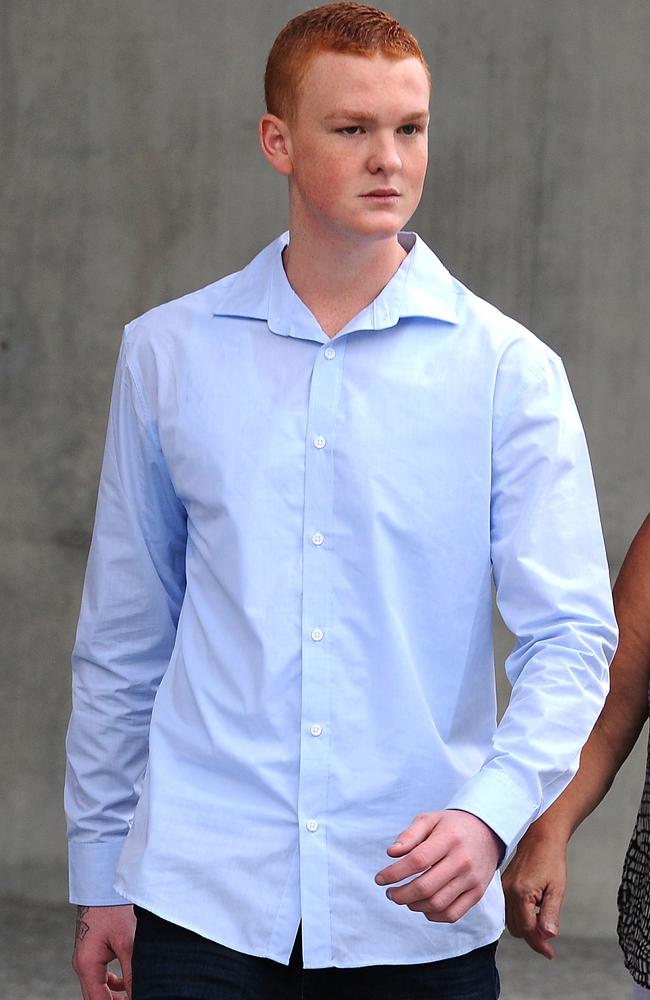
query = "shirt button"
xmin=324 ymin=347 xmax=336 ymax=360
xmin=310 ymin=724 xmax=323 ymax=737
xmin=314 ymin=435 xmax=326 ymax=449
xmin=311 ymin=532 xmax=324 ymax=546
xmin=311 ymin=628 xmax=324 ymax=642
xmin=306 ymin=819 xmax=319 ymax=832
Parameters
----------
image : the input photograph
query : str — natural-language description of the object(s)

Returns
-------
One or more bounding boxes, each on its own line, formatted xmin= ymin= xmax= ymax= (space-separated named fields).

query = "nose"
xmin=367 ymin=132 xmax=402 ymax=175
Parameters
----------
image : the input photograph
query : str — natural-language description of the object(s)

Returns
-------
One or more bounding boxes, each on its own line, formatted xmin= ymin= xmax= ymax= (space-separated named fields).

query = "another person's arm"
xmin=66 ymin=324 xmax=187 ymax=998
xmin=502 ymin=513 xmax=650 ymax=957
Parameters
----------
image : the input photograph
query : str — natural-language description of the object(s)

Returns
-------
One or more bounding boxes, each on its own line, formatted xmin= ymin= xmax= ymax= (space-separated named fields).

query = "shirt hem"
xmin=303 ymin=927 xmax=504 ymax=968
xmin=114 ymin=883 xmax=296 ymax=966
xmin=115 ymin=881 xmax=504 ymax=968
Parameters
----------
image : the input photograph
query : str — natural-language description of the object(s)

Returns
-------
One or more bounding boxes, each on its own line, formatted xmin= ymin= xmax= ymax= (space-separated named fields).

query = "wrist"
xmin=448 ymin=808 xmax=505 ymax=862
xmin=520 ymin=817 xmax=572 ymax=849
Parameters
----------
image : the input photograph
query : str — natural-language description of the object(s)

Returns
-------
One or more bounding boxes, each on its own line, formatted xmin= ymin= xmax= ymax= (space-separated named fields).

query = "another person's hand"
xmin=72 ymin=903 xmax=136 ymax=1000
xmin=502 ymin=833 xmax=567 ymax=959
xmin=374 ymin=809 xmax=503 ymax=923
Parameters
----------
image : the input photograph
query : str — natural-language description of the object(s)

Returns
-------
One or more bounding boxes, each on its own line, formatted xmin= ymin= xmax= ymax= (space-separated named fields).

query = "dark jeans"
xmin=132 ymin=907 xmax=500 ymax=1000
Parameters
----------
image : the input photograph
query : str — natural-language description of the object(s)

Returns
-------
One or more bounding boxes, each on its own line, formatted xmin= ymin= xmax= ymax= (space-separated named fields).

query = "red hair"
xmin=265 ymin=2 xmax=430 ymax=121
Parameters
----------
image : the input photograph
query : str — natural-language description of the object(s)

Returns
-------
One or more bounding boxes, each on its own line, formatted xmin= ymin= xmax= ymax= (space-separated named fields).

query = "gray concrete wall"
xmin=1 ymin=0 xmax=648 ymax=940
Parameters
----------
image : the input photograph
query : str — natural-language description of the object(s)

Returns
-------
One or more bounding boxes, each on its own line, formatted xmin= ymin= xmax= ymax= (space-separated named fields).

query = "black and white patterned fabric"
xmin=618 ymin=687 xmax=650 ymax=989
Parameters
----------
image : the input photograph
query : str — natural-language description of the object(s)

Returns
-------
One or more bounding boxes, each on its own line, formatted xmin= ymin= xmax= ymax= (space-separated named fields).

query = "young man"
xmin=66 ymin=4 xmax=617 ymax=998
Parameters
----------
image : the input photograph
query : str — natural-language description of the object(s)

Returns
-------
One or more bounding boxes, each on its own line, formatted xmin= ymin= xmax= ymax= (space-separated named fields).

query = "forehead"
xmin=296 ymin=51 xmax=430 ymax=119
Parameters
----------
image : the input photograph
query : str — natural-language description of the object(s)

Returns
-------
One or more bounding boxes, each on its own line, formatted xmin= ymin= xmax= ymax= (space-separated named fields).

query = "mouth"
xmin=361 ymin=189 xmax=401 ymax=199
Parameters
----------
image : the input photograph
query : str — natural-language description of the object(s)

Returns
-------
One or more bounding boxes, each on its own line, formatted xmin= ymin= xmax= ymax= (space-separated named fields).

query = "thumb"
xmin=114 ymin=947 xmax=133 ymax=1000
xmin=386 ymin=812 xmax=442 ymax=856
xmin=538 ymin=883 xmax=564 ymax=939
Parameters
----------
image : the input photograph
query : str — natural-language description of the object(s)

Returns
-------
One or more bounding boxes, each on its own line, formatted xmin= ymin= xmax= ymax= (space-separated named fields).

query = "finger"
xmin=402 ymin=873 xmax=470 ymax=916
xmin=522 ymin=924 xmax=556 ymax=960
xmin=505 ymin=882 xmax=541 ymax=939
xmin=73 ymin=966 xmax=89 ymax=1000
xmin=78 ymin=970 xmax=111 ymax=1000
xmin=75 ymin=956 xmax=116 ymax=1000
xmin=376 ymin=824 xmax=447 ymax=886
xmin=376 ymin=841 xmax=447 ymax=887
xmin=538 ymin=882 xmax=564 ymax=940
xmin=114 ymin=944 xmax=133 ymax=1000
xmin=504 ymin=884 xmax=558 ymax=959
xmin=519 ymin=893 xmax=541 ymax=937
xmin=421 ymin=886 xmax=481 ymax=924
xmin=106 ymin=971 xmax=126 ymax=990
xmin=414 ymin=873 xmax=471 ymax=915
xmin=384 ymin=812 xmax=441 ymax=858
xmin=386 ymin=856 xmax=460 ymax=905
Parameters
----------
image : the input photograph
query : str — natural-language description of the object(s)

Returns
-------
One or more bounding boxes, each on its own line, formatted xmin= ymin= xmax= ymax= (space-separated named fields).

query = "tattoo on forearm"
xmin=75 ymin=905 xmax=90 ymax=944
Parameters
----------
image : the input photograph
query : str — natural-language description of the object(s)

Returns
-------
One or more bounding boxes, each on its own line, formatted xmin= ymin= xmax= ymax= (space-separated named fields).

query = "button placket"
xmin=297 ymin=338 xmax=346 ymax=964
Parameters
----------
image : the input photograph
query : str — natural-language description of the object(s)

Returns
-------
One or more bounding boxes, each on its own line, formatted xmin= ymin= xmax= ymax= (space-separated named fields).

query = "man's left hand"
xmin=375 ymin=810 xmax=503 ymax=923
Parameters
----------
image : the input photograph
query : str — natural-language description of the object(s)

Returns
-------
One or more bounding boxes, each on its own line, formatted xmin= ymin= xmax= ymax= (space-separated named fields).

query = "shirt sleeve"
xmin=65 ymin=324 xmax=187 ymax=904
xmin=446 ymin=347 xmax=617 ymax=858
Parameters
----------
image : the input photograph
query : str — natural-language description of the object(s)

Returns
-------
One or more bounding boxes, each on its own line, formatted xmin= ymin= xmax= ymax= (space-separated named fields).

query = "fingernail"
xmin=390 ymin=840 xmax=403 ymax=848
xmin=375 ymin=874 xmax=386 ymax=885
xmin=385 ymin=889 xmax=393 ymax=901
xmin=544 ymin=922 xmax=559 ymax=936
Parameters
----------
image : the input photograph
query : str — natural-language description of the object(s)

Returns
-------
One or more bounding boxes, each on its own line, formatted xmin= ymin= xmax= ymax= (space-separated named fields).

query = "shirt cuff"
xmin=68 ymin=840 xmax=131 ymax=905
xmin=445 ymin=768 xmax=547 ymax=861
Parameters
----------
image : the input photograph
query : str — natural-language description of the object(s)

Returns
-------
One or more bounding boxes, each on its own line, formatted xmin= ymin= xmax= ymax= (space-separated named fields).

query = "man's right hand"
xmin=502 ymin=833 xmax=568 ymax=959
xmin=71 ymin=904 xmax=136 ymax=1000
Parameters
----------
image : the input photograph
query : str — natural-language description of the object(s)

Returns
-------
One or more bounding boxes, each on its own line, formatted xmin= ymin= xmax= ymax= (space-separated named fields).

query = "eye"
xmin=337 ymin=126 xmax=363 ymax=136
xmin=399 ymin=124 xmax=420 ymax=136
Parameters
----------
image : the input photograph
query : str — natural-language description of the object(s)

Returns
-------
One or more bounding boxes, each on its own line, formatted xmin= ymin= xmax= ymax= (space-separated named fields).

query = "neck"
xmin=282 ymin=224 xmax=407 ymax=338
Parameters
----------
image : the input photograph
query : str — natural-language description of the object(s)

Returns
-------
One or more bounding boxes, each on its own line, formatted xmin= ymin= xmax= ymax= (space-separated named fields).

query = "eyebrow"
xmin=324 ymin=110 xmax=430 ymax=124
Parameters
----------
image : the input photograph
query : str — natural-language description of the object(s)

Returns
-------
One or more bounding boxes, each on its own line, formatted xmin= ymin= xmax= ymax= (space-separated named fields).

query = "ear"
xmin=259 ymin=114 xmax=293 ymax=177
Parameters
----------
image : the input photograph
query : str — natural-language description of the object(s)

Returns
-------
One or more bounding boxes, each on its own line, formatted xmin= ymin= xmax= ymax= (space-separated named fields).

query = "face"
xmin=262 ymin=51 xmax=430 ymax=246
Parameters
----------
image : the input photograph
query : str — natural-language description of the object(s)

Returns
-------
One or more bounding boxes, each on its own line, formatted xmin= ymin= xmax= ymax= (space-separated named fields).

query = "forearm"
xmin=523 ymin=710 xmax=644 ymax=844
xmin=65 ymin=682 xmax=154 ymax=903
xmin=66 ymin=605 xmax=177 ymax=900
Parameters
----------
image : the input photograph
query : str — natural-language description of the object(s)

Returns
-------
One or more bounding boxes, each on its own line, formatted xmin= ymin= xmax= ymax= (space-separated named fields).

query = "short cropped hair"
xmin=265 ymin=2 xmax=430 ymax=122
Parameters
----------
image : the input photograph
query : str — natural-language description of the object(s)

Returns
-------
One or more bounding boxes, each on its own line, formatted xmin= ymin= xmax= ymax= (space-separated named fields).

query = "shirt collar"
xmin=212 ymin=231 xmax=458 ymax=340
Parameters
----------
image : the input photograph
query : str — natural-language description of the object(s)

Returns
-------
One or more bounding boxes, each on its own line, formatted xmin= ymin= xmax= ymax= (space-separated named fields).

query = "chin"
xmin=346 ymin=213 xmax=401 ymax=234
xmin=355 ymin=222 xmax=406 ymax=241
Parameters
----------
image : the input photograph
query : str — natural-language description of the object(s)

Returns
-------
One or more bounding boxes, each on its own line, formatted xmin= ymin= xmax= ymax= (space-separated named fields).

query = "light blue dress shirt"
xmin=66 ymin=231 xmax=617 ymax=968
